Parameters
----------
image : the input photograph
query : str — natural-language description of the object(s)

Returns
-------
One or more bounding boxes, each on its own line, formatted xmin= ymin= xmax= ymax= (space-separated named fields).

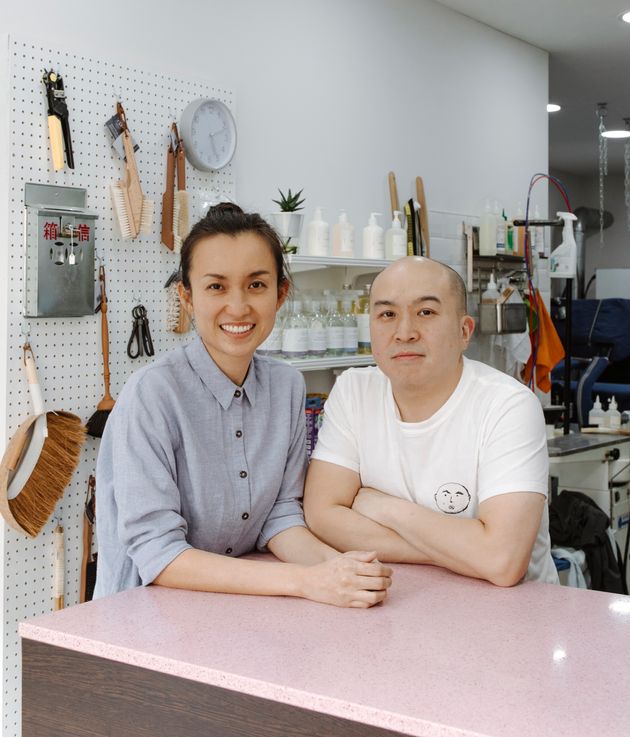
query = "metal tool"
xmin=42 ymin=69 xmax=74 ymax=170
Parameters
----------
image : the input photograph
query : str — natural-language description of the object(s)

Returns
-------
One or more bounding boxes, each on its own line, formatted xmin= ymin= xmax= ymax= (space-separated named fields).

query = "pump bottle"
xmin=362 ymin=213 xmax=384 ymax=259
xmin=305 ymin=207 xmax=329 ymax=257
xmin=550 ymin=212 xmax=578 ymax=278
xmin=385 ymin=211 xmax=406 ymax=260
xmin=331 ymin=210 xmax=355 ymax=258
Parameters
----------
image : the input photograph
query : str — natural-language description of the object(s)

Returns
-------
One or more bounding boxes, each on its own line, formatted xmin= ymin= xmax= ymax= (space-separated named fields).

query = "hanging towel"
xmin=492 ymin=290 xmax=532 ymax=379
xmin=551 ymin=546 xmax=588 ymax=588
xmin=521 ymin=290 xmax=565 ymax=392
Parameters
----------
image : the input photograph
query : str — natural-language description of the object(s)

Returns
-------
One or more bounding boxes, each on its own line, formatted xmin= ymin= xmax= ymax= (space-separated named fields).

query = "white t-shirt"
xmin=312 ymin=357 xmax=558 ymax=584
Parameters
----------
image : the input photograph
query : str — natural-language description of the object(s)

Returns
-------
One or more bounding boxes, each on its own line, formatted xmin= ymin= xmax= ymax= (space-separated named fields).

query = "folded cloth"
xmin=522 ymin=290 xmax=565 ymax=392
xmin=551 ymin=546 xmax=588 ymax=588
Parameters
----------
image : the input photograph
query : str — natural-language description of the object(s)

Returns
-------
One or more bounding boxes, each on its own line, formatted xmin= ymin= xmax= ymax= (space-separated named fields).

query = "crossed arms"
xmin=304 ymin=459 xmax=545 ymax=587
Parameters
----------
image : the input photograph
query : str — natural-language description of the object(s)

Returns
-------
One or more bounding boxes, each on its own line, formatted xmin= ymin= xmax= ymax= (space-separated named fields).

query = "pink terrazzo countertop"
xmin=20 ymin=563 xmax=630 ymax=737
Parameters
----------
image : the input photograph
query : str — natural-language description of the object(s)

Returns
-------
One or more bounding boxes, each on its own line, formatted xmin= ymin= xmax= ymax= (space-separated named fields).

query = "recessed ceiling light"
xmin=547 ymin=103 xmax=561 ymax=113
xmin=601 ymin=130 xmax=630 ymax=139
xmin=619 ymin=10 xmax=630 ymax=22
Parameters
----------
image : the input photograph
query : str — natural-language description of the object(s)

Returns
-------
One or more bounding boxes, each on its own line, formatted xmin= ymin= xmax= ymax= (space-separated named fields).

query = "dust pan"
xmin=0 ymin=344 xmax=86 ymax=537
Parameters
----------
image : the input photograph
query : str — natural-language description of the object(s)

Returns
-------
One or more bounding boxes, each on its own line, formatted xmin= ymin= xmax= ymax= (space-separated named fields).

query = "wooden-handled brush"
xmin=415 ymin=176 xmax=430 ymax=257
xmin=86 ymin=265 xmax=115 ymax=437
xmin=0 ymin=344 xmax=86 ymax=537
xmin=161 ymin=143 xmax=175 ymax=251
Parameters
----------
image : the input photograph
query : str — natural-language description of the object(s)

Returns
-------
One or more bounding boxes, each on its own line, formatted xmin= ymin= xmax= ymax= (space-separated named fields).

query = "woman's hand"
xmin=299 ymin=551 xmax=393 ymax=608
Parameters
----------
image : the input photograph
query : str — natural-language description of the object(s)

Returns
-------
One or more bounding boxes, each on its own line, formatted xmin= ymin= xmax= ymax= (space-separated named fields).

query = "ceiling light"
xmin=619 ymin=10 xmax=630 ymax=22
xmin=601 ymin=130 xmax=630 ymax=139
xmin=547 ymin=103 xmax=561 ymax=113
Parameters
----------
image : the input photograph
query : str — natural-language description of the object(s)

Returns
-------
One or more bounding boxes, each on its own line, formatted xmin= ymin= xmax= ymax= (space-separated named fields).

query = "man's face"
xmin=369 ymin=259 xmax=474 ymax=393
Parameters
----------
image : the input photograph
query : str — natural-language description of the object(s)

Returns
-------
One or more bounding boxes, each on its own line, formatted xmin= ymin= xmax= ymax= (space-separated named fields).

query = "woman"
xmin=94 ymin=203 xmax=391 ymax=607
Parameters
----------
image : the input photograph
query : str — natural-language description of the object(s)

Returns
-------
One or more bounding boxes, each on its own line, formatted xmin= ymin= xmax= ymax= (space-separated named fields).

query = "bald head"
xmin=371 ymin=257 xmax=468 ymax=316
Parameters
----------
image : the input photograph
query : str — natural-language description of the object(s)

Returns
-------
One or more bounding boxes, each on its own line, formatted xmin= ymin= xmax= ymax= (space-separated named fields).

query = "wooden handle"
xmin=161 ymin=148 xmax=175 ymax=250
xmin=415 ymin=176 xmax=430 ymax=257
xmin=48 ymin=115 xmax=64 ymax=170
xmin=388 ymin=172 xmax=400 ymax=219
xmin=1 ymin=419 xmax=36 ymax=472
xmin=53 ymin=525 xmax=65 ymax=610
xmin=122 ymin=130 xmax=144 ymax=235
xmin=23 ymin=346 xmax=45 ymax=416
xmin=79 ymin=512 xmax=93 ymax=604
xmin=176 ymin=145 xmax=186 ymax=191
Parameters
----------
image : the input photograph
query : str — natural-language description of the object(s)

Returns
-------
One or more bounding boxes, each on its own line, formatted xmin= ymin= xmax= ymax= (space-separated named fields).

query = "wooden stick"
xmin=415 ymin=176 xmax=430 ymax=257
xmin=388 ymin=172 xmax=400 ymax=219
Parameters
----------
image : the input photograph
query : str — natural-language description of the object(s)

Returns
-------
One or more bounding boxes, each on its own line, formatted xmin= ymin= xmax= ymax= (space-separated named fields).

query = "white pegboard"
xmin=4 ymin=37 xmax=235 ymax=736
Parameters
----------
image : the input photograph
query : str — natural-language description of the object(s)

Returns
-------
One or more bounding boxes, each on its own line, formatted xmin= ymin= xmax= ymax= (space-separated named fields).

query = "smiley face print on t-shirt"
xmin=434 ymin=483 xmax=471 ymax=515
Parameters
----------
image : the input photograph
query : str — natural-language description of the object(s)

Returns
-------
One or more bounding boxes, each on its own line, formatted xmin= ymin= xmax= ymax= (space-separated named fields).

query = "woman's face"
xmin=179 ymin=232 xmax=287 ymax=384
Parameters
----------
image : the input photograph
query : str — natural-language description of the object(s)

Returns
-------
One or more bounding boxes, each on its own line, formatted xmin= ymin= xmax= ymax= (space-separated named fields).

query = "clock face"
xmin=181 ymin=99 xmax=236 ymax=171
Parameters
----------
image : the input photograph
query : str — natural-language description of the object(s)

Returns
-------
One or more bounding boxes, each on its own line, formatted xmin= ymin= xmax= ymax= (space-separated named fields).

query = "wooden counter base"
xmin=22 ymin=639 xmax=404 ymax=737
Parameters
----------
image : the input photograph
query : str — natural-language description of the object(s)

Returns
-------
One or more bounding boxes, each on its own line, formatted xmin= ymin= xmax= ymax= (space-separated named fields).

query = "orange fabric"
xmin=521 ymin=291 xmax=565 ymax=392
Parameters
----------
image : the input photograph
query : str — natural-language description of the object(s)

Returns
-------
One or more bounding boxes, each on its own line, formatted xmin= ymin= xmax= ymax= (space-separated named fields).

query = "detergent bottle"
xmin=550 ymin=212 xmax=578 ymax=278
xmin=588 ymin=395 xmax=605 ymax=427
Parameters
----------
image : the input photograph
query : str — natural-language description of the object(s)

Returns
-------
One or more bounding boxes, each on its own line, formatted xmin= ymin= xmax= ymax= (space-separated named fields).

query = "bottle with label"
xmin=341 ymin=297 xmax=358 ymax=354
xmin=479 ymin=199 xmax=496 ymax=256
xmin=325 ymin=298 xmax=345 ymax=356
xmin=385 ymin=210 xmax=407 ymax=260
xmin=495 ymin=205 xmax=506 ymax=254
xmin=362 ymin=212 xmax=384 ymax=259
xmin=356 ymin=284 xmax=372 ymax=354
xmin=331 ymin=210 xmax=355 ymax=258
xmin=258 ymin=301 xmax=286 ymax=355
xmin=588 ymin=395 xmax=605 ymax=427
xmin=305 ymin=207 xmax=329 ymax=257
xmin=550 ymin=212 xmax=578 ymax=279
xmin=307 ymin=300 xmax=327 ymax=358
xmin=282 ymin=300 xmax=309 ymax=359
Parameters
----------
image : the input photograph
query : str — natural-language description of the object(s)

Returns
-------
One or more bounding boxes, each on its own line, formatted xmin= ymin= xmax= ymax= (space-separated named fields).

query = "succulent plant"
xmin=272 ymin=188 xmax=305 ymax=212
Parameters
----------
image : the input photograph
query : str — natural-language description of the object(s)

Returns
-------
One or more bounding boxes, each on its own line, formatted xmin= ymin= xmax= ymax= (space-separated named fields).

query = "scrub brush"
xmin=173 ymin=124 xmax=190 ymax=253
xmin=165 ymin=271 xmax=191 ymax=334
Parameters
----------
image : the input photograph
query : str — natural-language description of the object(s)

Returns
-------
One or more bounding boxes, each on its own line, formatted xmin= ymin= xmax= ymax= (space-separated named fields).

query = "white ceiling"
xmin=434 ymin=0 xmax=630 ymax=175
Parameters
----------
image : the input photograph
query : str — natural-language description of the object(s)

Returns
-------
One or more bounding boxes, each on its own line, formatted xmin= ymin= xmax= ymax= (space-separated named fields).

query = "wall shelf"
xmin=278 ymin=354 xmax=375 ymax=372
xmin=286 ymin=255 xmax=391 ymax=273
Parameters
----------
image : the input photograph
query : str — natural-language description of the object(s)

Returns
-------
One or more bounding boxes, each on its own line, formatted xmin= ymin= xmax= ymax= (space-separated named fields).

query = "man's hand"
xmin=298 ymin=551 xmax=393 ymax=608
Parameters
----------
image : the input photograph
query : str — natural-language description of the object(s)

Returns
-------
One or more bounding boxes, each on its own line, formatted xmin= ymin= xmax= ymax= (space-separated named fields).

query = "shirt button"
xmin=239 ymin=470 xmax=247 ymax=478
xmin=242 ymin=512 xmax=249 ymax=520
xmin=235 ymin=430 xmax=242 ymax=438
xmin=234 ymin=389 xmax=241 ymax=398
xmin=225 ymin=547 xmax=233 ymax=555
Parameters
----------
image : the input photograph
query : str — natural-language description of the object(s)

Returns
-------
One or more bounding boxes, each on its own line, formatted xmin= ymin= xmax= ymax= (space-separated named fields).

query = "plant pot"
xmin=270 ymin=212 xmax=304 ymax=254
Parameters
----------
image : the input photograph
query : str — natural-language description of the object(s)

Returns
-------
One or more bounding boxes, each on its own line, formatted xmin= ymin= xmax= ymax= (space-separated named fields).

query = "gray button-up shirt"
xmin=93 ymin=336 xmax=307 ymax=598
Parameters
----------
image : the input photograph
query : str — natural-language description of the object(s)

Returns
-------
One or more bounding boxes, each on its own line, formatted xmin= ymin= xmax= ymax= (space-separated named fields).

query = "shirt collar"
xmin=185 ymin=335 xmax=258 ymax=410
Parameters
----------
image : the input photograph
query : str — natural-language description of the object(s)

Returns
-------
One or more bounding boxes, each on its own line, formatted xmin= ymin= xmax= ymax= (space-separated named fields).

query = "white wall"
xmin=1 ymin=2 xmax=548 ymax=733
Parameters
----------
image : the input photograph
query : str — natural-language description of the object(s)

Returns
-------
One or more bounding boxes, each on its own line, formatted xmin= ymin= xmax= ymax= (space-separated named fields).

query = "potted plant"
xmin=270 ymin=188 xmax=305 ymax=254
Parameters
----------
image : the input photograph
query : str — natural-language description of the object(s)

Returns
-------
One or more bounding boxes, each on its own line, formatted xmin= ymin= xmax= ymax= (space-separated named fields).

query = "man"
xmin=304 ymin=257 xmax=558 ymax=586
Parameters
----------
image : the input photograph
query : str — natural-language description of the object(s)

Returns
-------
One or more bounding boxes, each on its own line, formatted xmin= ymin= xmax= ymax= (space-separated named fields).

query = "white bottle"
xmin=305 ymin=207 xmax=329 ymax=257
xmin=533 ymin=205 xmax=545 ymax=256
xmin=588 ymin=395 xmax=605 ymax=427
xmin=325 ymin=298 xmax=345 ymax=356
xmin=550 ymin=212 xmax=578 ymax=279
xmin=385 ymin=210 xmax=407 ymax=260
xmin=481 ymin=271 xmax=500 ymax=303
xmin=479 ymin=200 xmax=496 ymax=256
xmin=282 ymin=300 xmax=309 ymax=359
xmin=362 ymin=212 xmax=384 ymax=259
xmin=258 ymin=302 xmax=285 ymax=355
xmin=307 ymin=300 xmax=327 ymax=358
xmin=331 ymin=210 xmax=355 ymax=258
xmin=606 ymin=396 xmax=621 ymax=429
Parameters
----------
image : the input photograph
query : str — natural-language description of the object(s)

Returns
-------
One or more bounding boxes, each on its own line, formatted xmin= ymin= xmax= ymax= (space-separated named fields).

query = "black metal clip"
xmin=127 ymin=304 xmax=155 ymax=359
xmin=42 ymin=69 xmax=74 ymax=169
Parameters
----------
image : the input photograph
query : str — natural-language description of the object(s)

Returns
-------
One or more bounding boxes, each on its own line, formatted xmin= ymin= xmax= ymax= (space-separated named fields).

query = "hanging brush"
xmin=87 ymin=265 xmax=115 ymax=437
xmin=173 ymin=123 xmax=190 ymax=253
xmin=0 ymin=344 xmax=86 ymax=538
xmin=165 ymin=270 xmax=191 ymax=334
xmin=53 ymin=523 xmax=65 ymax=610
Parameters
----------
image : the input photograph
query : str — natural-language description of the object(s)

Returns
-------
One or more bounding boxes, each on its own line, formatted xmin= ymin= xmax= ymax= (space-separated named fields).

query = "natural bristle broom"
xmin=87 ymin=264 xmax=115 ymax=437
xmin=0 ymin=345 xmax=86 ymax=537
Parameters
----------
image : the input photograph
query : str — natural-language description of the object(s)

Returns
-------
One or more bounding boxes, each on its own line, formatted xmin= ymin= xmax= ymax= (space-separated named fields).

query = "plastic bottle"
xmin=305 ymin=207 xmax=329 ymax=257
xmin=258 ymin=302 xmax=286 ymax=356
xmin=588 ymin=395 xmax=605 ymax=427
xmin=533 ymin=205 xmax=545 ymax=256
xmin=479 ymin=200 xmax=496 ymax=256
xmin=341 ymin=297 xmax=359 ymax=354
xmin=495 ymin=206 xmax=506 ymax=254
xmin=281 ymin=300 xmax=309 ymax=359
xmin=385 ymin=210 xmax=407 ymax=260
xmin=481 ymin=271 xmax=500 ymax=303
xmin=550 ymin=212 xmax=578 ymax=279
xmin=307 ymin=300 xmax=327 ymax=358
xmin=331 ymin=210 xmax=355 ymax=258
xmin=606 ymin=396 xmax=621 ymax=429
xmin=512 ymin=203 xmax=525 ymax=257
xmin=362 ymin=213 xmax=384 ymax=259
xmin=324 ymin=298 xmax=344 ymax=356
xmin=356 ymin=284 xmax=372 ymax=354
